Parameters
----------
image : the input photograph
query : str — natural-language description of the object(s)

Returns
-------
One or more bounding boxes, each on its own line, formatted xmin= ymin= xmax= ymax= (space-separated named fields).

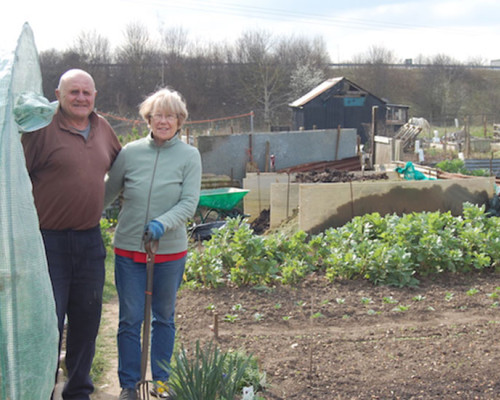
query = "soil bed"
xmin=173 ymin=270 xmax=500 ymax=400
xmin=93 ymin=270 xmax=500 ymax=399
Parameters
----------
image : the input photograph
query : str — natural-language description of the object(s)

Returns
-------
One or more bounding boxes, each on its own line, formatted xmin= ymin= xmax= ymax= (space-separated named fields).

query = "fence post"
xmin=370 ymin=106 xmax=378 ymax=168
xmin=464 ymin=116 xmax=470 ymax=158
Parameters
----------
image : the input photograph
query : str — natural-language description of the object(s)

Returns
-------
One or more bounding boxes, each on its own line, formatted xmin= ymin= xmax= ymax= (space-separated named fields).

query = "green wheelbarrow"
xmin=197 ymin=187 xmax=249 ymax=223
xmin=190 ymin=187 xmax=250 ymax=240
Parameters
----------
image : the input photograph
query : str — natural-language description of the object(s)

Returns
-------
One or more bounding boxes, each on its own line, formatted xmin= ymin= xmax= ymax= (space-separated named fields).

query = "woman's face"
xmin=150 ymin=109 xmax=179 ymax=145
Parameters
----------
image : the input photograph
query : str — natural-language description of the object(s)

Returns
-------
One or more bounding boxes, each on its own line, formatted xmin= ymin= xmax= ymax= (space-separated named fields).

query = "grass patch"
xmin=91 ymin=235 xmax=117 ymax=384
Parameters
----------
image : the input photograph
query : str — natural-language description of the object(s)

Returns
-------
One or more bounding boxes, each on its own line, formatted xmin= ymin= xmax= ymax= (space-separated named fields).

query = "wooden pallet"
xmin=394 ymin=123 xmax=423 ymax=150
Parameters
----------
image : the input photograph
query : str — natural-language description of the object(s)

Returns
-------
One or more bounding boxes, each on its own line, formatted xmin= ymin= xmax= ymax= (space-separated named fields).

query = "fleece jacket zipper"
xmin=141 ymin=146 xmax=161 ymax=250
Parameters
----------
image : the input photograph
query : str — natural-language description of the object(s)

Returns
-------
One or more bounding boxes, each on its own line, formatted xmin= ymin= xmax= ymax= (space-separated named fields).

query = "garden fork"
xmin=136 ymin=238 xmax=159 ymax=399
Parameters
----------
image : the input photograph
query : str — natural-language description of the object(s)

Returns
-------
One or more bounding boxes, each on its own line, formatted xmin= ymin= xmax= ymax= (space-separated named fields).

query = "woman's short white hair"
xmin=139 ymin=87 xmax=188 ymax=128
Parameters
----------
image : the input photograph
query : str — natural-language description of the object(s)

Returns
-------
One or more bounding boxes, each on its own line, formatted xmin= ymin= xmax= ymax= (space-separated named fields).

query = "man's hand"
xmin=143 ymin=220 xmax=165 ymax=242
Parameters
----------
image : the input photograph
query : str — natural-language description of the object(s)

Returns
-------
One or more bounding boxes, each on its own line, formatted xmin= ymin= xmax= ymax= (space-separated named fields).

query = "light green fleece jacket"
xmin=104 ymin=133 xmax=202 ymax=254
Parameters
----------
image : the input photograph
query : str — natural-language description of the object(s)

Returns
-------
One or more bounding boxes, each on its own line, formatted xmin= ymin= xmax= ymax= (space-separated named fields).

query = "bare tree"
xmin=347 ymin=45 xmax=401 ymax=99
xmin=275 ymin=35 xmax=330 ymax=67
xmin=159 ymin=25 xmax=189 ymax=58
xmin=39 ymin=50 xmax=84 ymax=100
xmin=113 ymin=22 xmax=163 ymax=114
xmin=276 ymin=35 xmax=329 ymax=102
xmin=115 ymin=22 xmax=157 ymax=64
xmin=233 ymin=30 xmax=286 ymax=128
xmin=71 ymin=30 xmax=112 ymax=65
xmin=413 ymin=54 xmax=468 ymax=125
xmin=354 ymin=45 xmax=397 ymax=65
xmin=233 ymin=31 xmax=331 ymax=128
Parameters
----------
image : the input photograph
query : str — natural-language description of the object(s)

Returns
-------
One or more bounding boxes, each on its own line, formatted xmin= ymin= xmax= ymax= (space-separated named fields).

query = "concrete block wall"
xmin=243 ymin=172 xmax=296 ymax=222
xmin=268 ymin=171 xmax=400 ymax=229
xmin=298 ymin=177 xmax=495 ymax=234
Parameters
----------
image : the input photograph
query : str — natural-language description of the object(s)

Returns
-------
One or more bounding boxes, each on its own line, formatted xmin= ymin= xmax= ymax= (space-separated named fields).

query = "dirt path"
xmin=92 ymin=297 xmax=120 ymax=400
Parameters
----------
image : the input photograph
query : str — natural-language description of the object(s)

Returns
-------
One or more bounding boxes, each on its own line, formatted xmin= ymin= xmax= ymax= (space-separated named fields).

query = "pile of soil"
xmin=294 ymin=169 xmax=389 ymax=183
xmin=250 ymin=209 xmax=270 ymax=234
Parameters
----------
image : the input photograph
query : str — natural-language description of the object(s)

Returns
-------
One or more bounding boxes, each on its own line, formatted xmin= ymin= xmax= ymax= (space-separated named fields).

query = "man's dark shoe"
xmin=119 ymin=388 xmax=138 ymax=400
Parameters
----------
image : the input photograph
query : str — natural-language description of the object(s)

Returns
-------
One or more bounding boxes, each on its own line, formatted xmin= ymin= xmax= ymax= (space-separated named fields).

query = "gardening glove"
xmin=143 ymin=220 xmax=165 ymax=243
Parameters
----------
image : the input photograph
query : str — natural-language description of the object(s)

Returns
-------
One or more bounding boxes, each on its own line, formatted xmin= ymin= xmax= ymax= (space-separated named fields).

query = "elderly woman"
xmin=105 ymin=88 xmax=202 ymax=400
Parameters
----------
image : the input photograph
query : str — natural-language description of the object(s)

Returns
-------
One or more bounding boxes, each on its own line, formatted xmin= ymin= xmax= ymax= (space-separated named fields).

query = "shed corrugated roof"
xmin=288 ymin=77 xmax=344 ymax=108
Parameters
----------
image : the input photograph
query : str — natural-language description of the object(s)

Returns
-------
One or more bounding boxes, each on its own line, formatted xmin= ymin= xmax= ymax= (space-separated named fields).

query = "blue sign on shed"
xmin=344 ymin=97 xmax=365 ymax=107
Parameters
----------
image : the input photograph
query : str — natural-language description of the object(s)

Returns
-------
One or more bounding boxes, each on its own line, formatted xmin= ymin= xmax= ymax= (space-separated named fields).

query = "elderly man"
xmin=22 ymin=69 xmax=121 ymax=400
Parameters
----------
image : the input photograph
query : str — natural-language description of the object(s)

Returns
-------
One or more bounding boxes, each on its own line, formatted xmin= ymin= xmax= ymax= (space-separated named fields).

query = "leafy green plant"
xmin=445 ymin=292 xmax=455 ymax=301
xmin=392 ymin=305 xmax=410 ymax=312
xmin=224 ymin=314 xmax=239 ymax=323
xmin=296 ymin=300 xmax=306 ymax=308
xmin=466 ymin=288 xmax=479 ymax=296
xmin=232 ymin=303 xmax=245 ymax=312
xmin=383 ymin=296 xmax=398 ymax=304
xmin=100 ymin=218 xmax=114 ymax=249
xmin=162 ymin=341 xmax=265 ymax=400
xmin=185 ymin=204 xmax=500 ymax=289
xmin=253 ymin=313 xmax=264 ymax=322
xmin=435 ymin=159 xmax=489 ymax=177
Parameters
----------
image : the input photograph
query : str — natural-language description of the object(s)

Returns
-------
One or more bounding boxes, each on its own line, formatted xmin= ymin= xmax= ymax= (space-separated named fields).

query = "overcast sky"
xmin=2 ymin=0 xmax=500 ymax=64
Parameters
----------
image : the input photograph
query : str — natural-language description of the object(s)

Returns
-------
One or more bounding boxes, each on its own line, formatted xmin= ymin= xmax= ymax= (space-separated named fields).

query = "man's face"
xmin=56 ymin=73 xmax=96 ymax=122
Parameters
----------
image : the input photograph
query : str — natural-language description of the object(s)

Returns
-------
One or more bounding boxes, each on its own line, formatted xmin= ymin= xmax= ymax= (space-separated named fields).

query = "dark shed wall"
xmin=290 ymin=78 xmax=387 ymax=143
xmin=297 ymin=95 xmax=385 ymax=143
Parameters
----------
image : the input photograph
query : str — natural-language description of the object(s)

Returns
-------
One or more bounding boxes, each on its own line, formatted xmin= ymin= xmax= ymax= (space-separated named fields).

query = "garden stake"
xmin=136 ymin=239 xmax=159 ymax=400
xmin=213 ymin=312 xmax=219 ymax=340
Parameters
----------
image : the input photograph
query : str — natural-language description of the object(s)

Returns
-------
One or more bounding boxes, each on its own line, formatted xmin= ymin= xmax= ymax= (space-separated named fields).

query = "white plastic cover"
xmin=0 ymin=22 xmax=59 ymax=400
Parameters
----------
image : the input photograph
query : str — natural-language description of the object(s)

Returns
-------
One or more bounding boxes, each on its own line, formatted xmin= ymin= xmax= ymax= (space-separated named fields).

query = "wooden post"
xmin=464 ymin=116 xmax=471 ymax=158
xmin=265 ymin=141 xmax=270 ymax=172
xmin=371 ymin=106 xmax=378 ymax=168
xmin=490 ymin=152 xmax=494 ymax=177
xmin=248 ymin=134 xmax=253 ymax=163
xmin=213 ymin=313 xmax=219 ymax=340
xmin=335 ymin=125 xmax=341 ymax=161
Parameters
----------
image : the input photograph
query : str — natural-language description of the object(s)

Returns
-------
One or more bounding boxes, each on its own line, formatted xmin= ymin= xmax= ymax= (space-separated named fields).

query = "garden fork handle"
xmin=138 ymin=239 xmax=159 ymax=393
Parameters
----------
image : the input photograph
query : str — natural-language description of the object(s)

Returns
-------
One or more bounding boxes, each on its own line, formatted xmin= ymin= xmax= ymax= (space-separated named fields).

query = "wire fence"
xmin=100 ymin=111 xmax=255 ymax=144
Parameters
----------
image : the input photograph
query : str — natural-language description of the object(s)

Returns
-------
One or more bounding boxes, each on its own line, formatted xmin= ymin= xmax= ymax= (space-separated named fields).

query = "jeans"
xmin=41 ymin=225 xmax=106 ymax=400
xmin=115 ymin=254 xmax=186 ymax=389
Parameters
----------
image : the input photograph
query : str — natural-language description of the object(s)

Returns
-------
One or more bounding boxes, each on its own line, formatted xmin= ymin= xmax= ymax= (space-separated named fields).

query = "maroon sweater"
xmin=22 ymin=109 xmax=121 ymax=231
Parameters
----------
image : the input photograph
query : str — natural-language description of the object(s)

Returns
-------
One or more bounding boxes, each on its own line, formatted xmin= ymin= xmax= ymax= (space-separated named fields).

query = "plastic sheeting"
xmin=395 ymin=161 xmax=434 ymax=180
xmin=0 ymin=23 xmax=59 ymax=399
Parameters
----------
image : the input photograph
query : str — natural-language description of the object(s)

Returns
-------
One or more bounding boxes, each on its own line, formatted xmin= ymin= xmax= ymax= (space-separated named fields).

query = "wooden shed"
xmin=289 ymin=77 xmax=407 ymax=144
